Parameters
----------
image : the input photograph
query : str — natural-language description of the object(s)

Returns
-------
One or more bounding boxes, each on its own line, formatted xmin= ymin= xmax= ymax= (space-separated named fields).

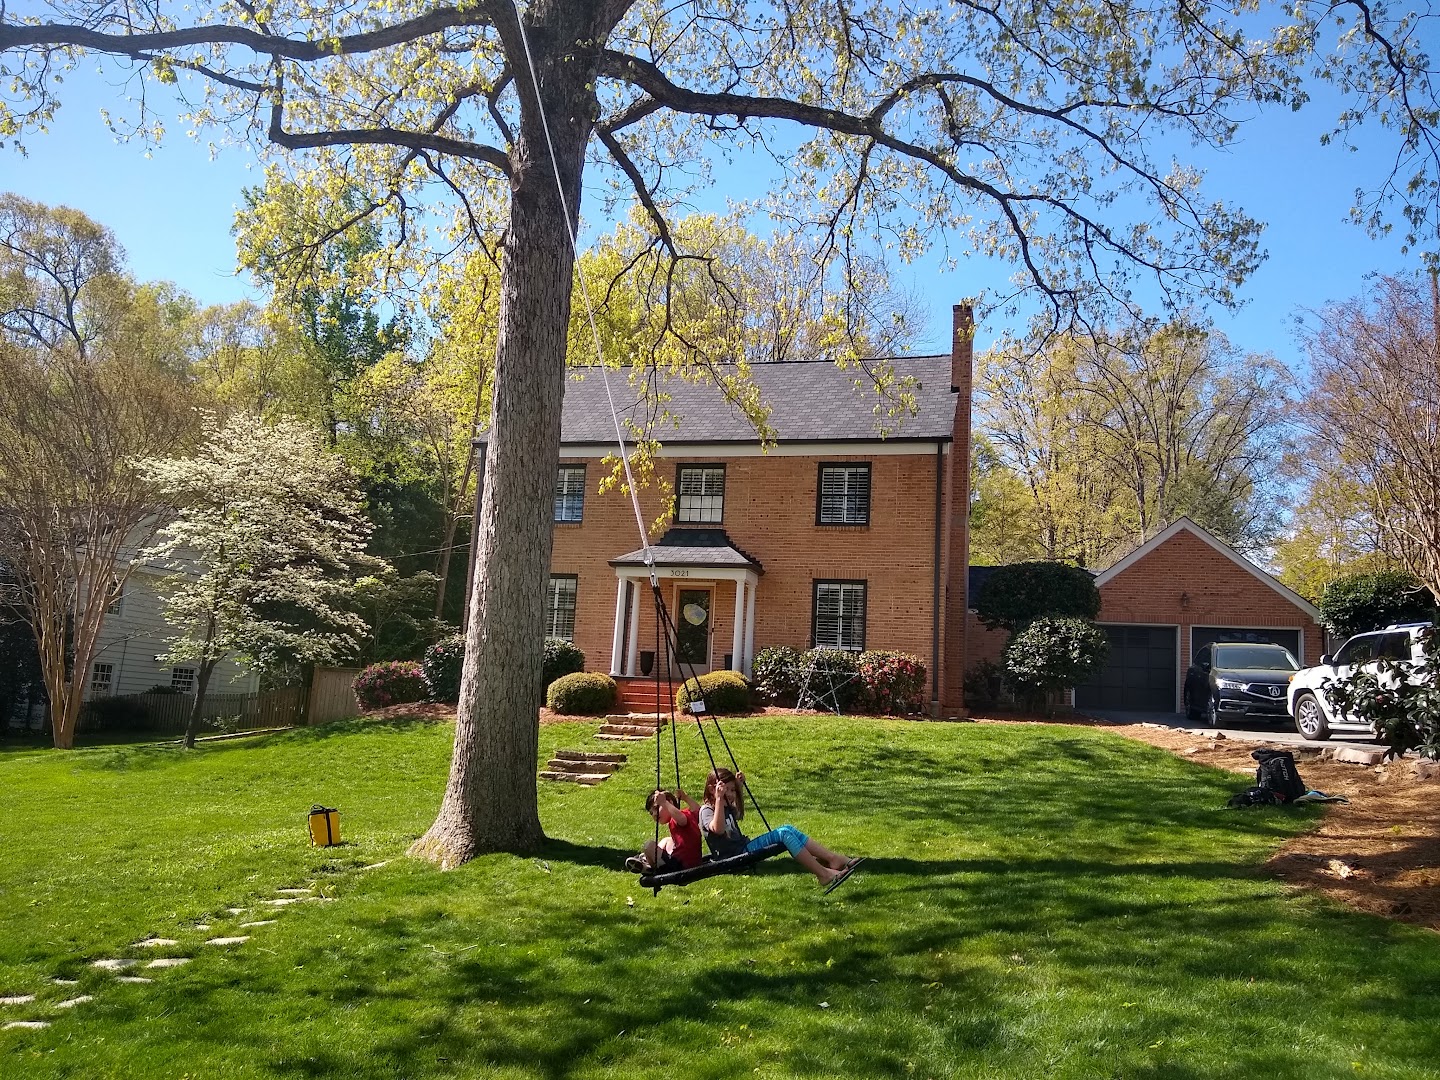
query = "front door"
xmin=675 ymin=587 xmax=713 ymax=673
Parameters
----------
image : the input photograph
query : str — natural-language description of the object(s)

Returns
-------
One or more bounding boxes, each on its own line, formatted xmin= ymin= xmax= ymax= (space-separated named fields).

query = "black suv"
xmin=1183 ymin=642 xmax=1300 ymax=725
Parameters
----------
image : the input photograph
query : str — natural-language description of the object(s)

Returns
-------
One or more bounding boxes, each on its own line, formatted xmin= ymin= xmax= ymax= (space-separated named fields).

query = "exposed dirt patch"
xmin=977 ymin=715 xmax=1440 ymax=933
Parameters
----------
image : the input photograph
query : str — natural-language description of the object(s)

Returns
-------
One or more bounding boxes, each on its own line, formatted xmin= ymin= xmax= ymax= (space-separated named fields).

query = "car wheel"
xmin=1293 ymin=692 xmax=1331 ymax=741
xmin=1204 ymin=694 xmax=1218 ymax=727
xmin=1184 ymin=690 xmax=1204 ymax=724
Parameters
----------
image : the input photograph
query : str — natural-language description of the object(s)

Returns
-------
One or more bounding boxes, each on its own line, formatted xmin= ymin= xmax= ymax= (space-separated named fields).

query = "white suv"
xmin=1287 ymin=622 xmax=1431 ymax=741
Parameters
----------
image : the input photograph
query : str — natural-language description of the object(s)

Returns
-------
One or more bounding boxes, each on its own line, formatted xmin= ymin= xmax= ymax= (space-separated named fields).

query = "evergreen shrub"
xmin=546 ymin=671 xmax=616 ymax=715
xmin=674 ymin=670 xmax=753 ymax=715
xmin=752 ymin=645 xmax=804 ymax=705
xmin=422 ymin=633 xmax=466 ymax=704
xmin=1002 ymin=616 xmax=1108 ymax=712
xmin=543 ymin=638 xmax=586 ymax=691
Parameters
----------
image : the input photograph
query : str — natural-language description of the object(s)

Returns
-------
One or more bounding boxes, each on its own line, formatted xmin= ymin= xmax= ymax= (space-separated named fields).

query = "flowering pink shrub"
xmin=353 ymin=661 xmax=429 ymax=710
xmin=855 ymin=651 xmax=927 ymax=715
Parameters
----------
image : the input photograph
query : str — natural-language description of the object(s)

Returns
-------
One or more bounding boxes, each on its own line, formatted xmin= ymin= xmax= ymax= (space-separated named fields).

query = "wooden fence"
xmin=79 ymin=686 xmax=307 ymax=737
xmin=307 ymin=667 xmax=362 ymax=725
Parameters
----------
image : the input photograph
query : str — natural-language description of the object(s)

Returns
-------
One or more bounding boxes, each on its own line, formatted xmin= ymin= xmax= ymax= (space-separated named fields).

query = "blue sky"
xmin=1 ymin=70 xmax=1419 ymax=369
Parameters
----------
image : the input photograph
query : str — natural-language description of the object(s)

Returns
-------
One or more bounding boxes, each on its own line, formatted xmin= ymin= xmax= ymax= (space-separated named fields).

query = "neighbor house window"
xmin=677 ymin=465 xmax=725 ymax=523
xmin=171 ymin=667 xmax=197 ymax=695
xmin=90 ymin=662 xmax=114 ymax=696
xmin=105 ymin=577 xmax=125 ymax=616
xmin=554 ymin=466 xmax=586 ymax=523
xmin=546 ymin=575 xmax=578 ymax=641
xmin=812 ymin=581 xmax=867 ymax=651
xmin=817 ymin=463 xmax=871 ymax=525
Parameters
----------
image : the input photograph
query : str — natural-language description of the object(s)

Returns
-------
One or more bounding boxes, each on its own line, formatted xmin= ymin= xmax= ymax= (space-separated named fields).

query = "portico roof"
xmin=609 ymin=527 xmax=764 ymax=574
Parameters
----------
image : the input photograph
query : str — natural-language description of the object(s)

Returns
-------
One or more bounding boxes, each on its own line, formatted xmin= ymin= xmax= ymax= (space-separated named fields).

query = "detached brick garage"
xmin=1073 ymin=518 xmax=1326 ymax=714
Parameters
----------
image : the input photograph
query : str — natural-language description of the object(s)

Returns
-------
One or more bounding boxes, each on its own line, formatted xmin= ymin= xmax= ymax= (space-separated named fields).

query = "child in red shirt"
xmin=625 ymin=788 xmax=702 ymax=874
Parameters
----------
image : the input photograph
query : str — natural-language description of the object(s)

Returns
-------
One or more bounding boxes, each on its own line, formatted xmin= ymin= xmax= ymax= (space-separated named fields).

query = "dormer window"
xmin=677 ymin=465 xmax=725 ymax=524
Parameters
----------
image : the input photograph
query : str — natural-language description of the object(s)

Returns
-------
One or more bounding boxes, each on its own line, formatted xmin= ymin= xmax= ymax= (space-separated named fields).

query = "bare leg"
xmin=803 ymin=837 xmax=851 ymax=869
xmin=795 ymin=847 xmax=841 ymax=885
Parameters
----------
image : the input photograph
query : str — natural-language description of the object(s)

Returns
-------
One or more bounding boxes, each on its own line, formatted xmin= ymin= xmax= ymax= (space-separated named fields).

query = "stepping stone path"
xmin=3 ymin=1021 xmax=50 ymax=1030
xmin=263 ymin=897 xmax=312 ymax=906
xmin=540 ymin=748 xmax=628 ymax=785
xmin=51 ymin=979 xmax=78 ymax=986
xmin=205 ymin=936 xmax=249 ymax=946
xmin=135 ymin=938 xmax=179 ymax=948
xmin=54 ymin=996 xmax=92 ymax=1010
xmin=0 ymin=995 xmax=36 ymax=1006
xmin=92 ymin=959 xmax=139 ymax=971
xmin=146 ymin=958 xmax=190 ymax=969
xmin=594 ymin=715 xmax=667 ymax=742
xmin=275 ymin=888 xmax=313 ymax=895
xmin=116 ymin=977 xmax=152 ymax=985
xmin=240 ymin=920 xmax=276 ymax=928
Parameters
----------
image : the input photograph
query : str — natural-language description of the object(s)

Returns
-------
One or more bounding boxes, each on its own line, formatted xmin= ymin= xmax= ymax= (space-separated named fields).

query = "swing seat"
xmin=638 ymin=842 xmax=787 ymax=891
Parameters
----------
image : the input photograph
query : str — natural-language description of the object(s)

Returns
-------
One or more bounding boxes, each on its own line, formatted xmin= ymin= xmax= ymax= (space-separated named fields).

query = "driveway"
xmin=1082 ymin=710 xmax=1386 ymax=753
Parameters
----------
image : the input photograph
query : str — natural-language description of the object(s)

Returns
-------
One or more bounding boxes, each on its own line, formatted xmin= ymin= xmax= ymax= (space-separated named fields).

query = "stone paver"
xmin=3 ymin=1020 xmax=50 ymax=1030
xmin=55 ymin=995 xmax=93 ymax=1009
xmin=146 ymin=957 xmax=191 ymax=969
xmin=51 ymin=979 xmax=78 ymax=986
xmin=239 ymin=920 xmax=276 ymax=928
xmin=135 ymin=938 xmax=179 ymax=948
xmin=116 ymin=977 xmax=153 ymax=985
xmin=205 ymin=936 xmax=249 ymax=946
xmin=226 ymin=908 xmax=247 ymax=915
xmin=263 ymin=897 xmax=312 ymax=906
xmin=0 ymin=995 xmax=36 ymax=1006
xmin=275 ymin=888 xmax=313 ymax=895
xmin=92 ymin=958 xmax=138 ymax=971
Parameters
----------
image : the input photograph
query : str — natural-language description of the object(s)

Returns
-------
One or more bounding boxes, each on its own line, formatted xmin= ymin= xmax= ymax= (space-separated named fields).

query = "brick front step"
xmin=538 ymin=771 xmax=612 ymax=785
xmin=554 ymin=749 xmax=628 ymax=763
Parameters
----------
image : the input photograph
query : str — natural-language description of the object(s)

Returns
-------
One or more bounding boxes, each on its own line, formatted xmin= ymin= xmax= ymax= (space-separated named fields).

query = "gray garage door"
xmin=1075 ymin=624 xmax=1177 ymax=712
xmin=1189 ymin=626 xmax=1301 ymax=664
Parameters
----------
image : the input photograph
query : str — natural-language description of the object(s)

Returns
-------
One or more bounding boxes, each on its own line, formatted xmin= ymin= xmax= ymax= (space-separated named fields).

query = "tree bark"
xmin=410 ymin=3 xmax=596 ymax=864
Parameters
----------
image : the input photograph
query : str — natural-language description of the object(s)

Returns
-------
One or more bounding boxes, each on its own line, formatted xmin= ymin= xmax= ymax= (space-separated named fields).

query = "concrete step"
xmin=538 ymin=770 xmax=612 ymax=785
xmin=599 ymin=726 xmax=663 ymax=738
xmin=601 ymin=714 xmax=668 ymax=726
xmin=544 ymin=758 xmax=623 ymax=774
xmin=594 ymin=733 xmax=654 ymax=742
xmin=554 ymin=749 xmax=628 ymax=763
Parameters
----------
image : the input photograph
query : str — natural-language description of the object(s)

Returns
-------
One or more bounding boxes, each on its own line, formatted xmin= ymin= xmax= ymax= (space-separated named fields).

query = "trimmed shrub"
xmin=963 ymin=660 xmax=1006 ymax=710
xmin=752 ymin=645 xmax=804 ymax=706
xmin=353 ymin=661 xmax=429 ymax=710
xmin=975 ymin=561 xmax=1100 ymax=632
xmin=1002 ymin=616 xmax=1109 ymax=713
xmin=543 ymin=637 xmax=586 ymax=692
xmin=675 ymin=670 xmax=753 ymax=715
xmin=856 ymin=651 xmax=927 ymax=715
xmin=798 ymin=648 xmax=862 ymax=712
xmin=1319 ymin=570 xmax=1436 ymax=639
xmin=422 ymin=633 xmax=466 ymax=704
xmin=546 ymin=671 xmax=616 ymax=715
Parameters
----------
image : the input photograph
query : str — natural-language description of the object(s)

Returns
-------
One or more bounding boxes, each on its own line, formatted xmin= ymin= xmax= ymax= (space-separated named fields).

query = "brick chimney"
xmin=941 ymin=303 xmax=975 ymax=712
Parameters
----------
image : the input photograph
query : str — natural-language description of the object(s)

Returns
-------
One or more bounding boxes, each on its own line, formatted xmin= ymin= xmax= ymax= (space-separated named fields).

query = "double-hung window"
xmin=171 ymin=667 xmax=197 ymax=695
xmin=677 ymin=465 xmax=725 ymax=523
xmin=554 ymin=466 xmax=586 ymax=523
xmin=817 ymin=463 xmax=871 ymax=525
xmin=812 ymin=581 xmax=867 ymax=651
xmin=546 ymin=575 xmax=578 ymax=641
xmin=90 ymin=662 xmax=114 ymax=696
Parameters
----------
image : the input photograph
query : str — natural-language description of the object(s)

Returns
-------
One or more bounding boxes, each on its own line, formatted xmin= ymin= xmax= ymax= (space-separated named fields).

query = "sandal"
xmin=823 ymin=858 xmax=864 ymax=895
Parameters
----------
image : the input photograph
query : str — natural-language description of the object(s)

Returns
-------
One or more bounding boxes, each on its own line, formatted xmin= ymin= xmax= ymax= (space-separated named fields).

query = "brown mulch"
xmin=975 ymin=715 xmax=1440 ymax=933
xmin=359 ymin=703 xmax=1439 ymax=932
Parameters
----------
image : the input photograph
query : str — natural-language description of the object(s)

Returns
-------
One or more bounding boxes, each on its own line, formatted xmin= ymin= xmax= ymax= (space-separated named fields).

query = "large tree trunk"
xmin=410 ymin=4 xmax=596 ymax=864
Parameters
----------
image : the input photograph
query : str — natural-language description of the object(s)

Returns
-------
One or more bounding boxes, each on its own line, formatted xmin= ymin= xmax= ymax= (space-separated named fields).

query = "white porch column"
xmin=743 ymin=575 xmax=757 ymax=677
xmin=609 ymin=577 xmax=627 ymax=676
xmin=731 ymin=578 xmax=745 ymax=673
xmin=626 ymin=579 xmax=641 ymax=676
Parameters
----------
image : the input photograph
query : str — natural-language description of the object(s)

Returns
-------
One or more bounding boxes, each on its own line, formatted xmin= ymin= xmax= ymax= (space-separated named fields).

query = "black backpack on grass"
xmin=1251 ymin=748 xmax=1307 ymax=803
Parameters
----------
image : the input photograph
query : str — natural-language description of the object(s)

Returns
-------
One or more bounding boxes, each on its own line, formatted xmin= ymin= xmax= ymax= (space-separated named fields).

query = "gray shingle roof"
xmin=560 ymin=355 xmax=956 ymax=444
xmin=610 ymin=527 xmax=764 ymax=573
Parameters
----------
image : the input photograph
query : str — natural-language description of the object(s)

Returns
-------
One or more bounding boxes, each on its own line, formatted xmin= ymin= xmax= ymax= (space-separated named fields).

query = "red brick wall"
xmin=550 ymin=449 xmax=951 ymax=696
xmin=1098 ymin=529 xmax=1325 ymax=669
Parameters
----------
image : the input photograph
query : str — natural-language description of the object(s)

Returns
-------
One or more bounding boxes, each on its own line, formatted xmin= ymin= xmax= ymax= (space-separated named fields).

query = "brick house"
xmin=547 ymin=305 xmax=977 ymax=713
xmin=967 ymin=518 xmax=1325 ymax=714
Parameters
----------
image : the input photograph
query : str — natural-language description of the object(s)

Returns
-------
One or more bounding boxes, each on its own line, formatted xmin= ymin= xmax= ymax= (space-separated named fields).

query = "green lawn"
xmin=1 ymin=716 xmax=1436 ymax=1079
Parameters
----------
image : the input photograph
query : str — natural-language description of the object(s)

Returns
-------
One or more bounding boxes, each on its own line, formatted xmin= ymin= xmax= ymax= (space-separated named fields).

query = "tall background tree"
xmin=0 ymin=194 xmax=199 ymax=748
xmin=139 ymin=414 xmax=380 ymax=748
xmin=3 ymin=1 xmax=1435 ymax=860
xmin=1303 ymin=270 xmax=1440 ymax=601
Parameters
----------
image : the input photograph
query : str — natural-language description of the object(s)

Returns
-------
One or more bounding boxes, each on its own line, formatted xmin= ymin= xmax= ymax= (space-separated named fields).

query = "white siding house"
xmin=84 ymin=561 xmax=259 ymax=701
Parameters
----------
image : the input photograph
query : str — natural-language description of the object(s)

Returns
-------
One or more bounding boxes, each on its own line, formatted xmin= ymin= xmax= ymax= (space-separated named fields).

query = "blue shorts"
xmin=746 ymin=824 xmax=808 ymax=858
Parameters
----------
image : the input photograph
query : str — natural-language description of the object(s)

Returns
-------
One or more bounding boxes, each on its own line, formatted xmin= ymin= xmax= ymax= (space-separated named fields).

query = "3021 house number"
xmin=667 ymin=568 xmax=691 ymax=577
